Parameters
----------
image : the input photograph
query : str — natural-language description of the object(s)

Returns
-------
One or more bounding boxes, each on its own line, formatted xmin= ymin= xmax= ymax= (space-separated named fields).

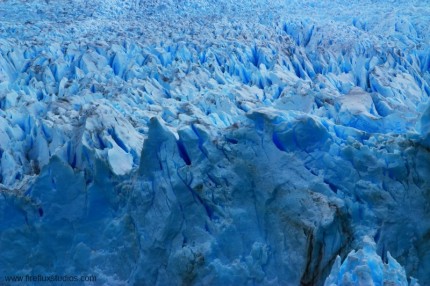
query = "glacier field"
xmin=0 ymin=0 xmax=430 ymax=285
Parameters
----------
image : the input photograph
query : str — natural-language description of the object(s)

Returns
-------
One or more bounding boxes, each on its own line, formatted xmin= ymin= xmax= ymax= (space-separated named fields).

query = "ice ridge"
xmin=0 ymin=0 xmax=429 ymax=285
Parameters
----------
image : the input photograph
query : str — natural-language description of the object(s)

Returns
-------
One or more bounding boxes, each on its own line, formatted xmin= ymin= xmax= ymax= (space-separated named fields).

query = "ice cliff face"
xmin=0 ymin=0 xmax=429 ymax=285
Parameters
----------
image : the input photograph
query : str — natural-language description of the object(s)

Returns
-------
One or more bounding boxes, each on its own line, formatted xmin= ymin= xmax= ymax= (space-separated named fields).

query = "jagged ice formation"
xmin=0 ymin=0 xmax=429 ymax=285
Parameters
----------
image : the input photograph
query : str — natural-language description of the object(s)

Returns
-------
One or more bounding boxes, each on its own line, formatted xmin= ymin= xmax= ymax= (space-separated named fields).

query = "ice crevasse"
xmin=0 ymin=0 xmax=429 ymax=285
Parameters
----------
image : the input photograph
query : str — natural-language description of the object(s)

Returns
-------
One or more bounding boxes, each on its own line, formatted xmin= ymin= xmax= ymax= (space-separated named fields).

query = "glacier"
xmin=0 ymin=0 xmax=429 ymax=285
xmin=324 ymin=236 xmax=420 ymax=286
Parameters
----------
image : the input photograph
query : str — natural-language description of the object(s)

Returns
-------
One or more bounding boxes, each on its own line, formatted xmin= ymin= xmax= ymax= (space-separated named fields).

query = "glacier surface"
xmin=0 ymin=0 xmax=429 ymax=285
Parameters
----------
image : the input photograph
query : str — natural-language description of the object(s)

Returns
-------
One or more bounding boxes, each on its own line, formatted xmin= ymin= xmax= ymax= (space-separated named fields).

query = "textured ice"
xmin=0 ymin=0 xmax=429 ymax=285
xmin=325 ymin=237 xmax=419 ymax=286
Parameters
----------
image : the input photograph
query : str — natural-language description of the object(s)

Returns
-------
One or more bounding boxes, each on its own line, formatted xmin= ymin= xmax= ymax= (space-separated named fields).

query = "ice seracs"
xmin=325 ymin=236 xmax=420 ymax=286
xmin=0 ymin=0 xmax=429 ymax=285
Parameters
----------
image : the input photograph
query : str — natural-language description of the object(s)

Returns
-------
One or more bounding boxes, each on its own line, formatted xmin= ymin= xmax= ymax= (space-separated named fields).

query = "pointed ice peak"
xmin=325 ymin=236 xmax=419 ymax=286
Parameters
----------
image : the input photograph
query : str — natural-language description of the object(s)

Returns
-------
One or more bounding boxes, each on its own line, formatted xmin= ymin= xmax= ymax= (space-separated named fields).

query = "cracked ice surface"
xmin=325 ymin=237 xmax=420 ymax=286
xmin=0 ymin=0 xmax=429 ymax=285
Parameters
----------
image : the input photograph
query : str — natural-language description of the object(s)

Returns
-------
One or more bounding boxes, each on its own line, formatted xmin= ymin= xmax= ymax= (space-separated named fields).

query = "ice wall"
xmin=0 ymin=0 xmax=429 ymax=285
